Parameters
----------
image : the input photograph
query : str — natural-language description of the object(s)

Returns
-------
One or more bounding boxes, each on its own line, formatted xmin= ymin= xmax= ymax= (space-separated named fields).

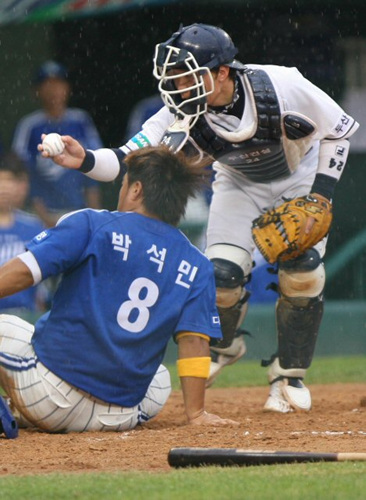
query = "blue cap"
xmin=34 ymin=60 xmax=68 ymax=85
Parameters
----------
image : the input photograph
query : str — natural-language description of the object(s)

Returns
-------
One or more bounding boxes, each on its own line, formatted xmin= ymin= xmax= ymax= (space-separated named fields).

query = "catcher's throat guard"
xmin=160 ymin=116 xmax=193 ymax=153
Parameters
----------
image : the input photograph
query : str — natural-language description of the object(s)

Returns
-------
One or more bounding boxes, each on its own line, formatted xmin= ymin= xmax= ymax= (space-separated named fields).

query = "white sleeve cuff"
xmin=17 ymin=251 xmax=42 ymax=285
xmin=85 ymin=148 xmax=121 ymax=181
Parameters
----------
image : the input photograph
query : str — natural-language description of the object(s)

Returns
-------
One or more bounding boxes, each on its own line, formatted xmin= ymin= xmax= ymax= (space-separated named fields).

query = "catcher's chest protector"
xmin=189 ymin=70 xmax=290 ymax=182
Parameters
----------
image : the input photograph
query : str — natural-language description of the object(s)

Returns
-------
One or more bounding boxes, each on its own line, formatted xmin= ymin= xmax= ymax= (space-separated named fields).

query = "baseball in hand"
xmin=42 ymin=133 xmax=65 ymax=156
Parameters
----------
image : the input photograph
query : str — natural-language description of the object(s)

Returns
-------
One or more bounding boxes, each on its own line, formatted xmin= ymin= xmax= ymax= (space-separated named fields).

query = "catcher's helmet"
xmin=153 ymin=24 xmax=245 ymax=125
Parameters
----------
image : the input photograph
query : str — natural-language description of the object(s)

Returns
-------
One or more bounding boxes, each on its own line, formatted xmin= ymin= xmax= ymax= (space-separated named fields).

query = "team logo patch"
xmin=131 ymin=133 xmax=151 ymax=149
xmin=334 ymin=114 xmax=350 ymax=135
xmin=33 ymin=230 xmax=49 ymax=243
xmin=212 ymin=315 xmax=220 ymax=325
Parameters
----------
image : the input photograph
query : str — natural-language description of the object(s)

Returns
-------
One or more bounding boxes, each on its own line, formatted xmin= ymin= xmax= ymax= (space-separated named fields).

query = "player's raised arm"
xmin=176 ymin=332 xmax=239 ymax=426
xmin=37 ymin=105 xmax=174 ymax=183
xmin=37 ymin=133 xmax=122 ymax=181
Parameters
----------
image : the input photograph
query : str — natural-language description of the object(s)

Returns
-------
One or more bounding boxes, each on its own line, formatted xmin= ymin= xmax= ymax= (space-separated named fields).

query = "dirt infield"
xmin=1 ymin=383 xmax=365 ymax=476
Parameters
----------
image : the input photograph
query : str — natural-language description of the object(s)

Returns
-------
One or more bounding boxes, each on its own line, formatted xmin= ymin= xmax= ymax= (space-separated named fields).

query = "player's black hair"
xmin=124 ymin=145 xmax=211 ymax=226
xmin=0 ymin=151 xmax=28 ymax=178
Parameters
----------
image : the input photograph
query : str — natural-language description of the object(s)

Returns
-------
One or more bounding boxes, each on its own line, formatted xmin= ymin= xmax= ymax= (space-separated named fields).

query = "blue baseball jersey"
xmin=0 ymin=211 xmax=45 ymax=312
xmin=12 ymin=109 xmax=102 ymax=210
xmin=27 ymin=209 xmax=222 ymax=407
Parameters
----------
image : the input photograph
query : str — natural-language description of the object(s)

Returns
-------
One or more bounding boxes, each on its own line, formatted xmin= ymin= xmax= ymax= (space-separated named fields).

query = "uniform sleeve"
xmin=25 ymin=209 xmax=92 ymax=280
xmin=271 ymin=66 xmax=359 ymax=140
xmin=80 ymin=106 xmax=174 ymax=182
xmin=11 ymin=116 xmax=32 ymax=162
xmin=123 ymin=106 xmax=174 ymax=151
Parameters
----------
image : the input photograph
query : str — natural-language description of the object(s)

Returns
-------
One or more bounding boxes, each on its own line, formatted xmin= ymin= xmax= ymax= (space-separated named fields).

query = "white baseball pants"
xmin=0 ymin=314 xmax=171 ymax=433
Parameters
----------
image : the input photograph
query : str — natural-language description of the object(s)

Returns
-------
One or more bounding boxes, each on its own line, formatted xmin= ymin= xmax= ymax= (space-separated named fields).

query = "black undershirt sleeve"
xmin=311 ymin=173 xmax=338 ymax=201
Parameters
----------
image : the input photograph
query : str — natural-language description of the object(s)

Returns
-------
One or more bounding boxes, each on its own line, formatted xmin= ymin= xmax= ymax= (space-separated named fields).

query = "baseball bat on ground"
xmin=168 ymin=448 xmax=366 ymax=468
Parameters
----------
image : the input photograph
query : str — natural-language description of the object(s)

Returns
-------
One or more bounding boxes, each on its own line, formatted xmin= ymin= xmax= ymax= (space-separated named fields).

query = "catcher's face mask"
xmin=153 ymin=43 xmax=214 ymax=127
xmin=153 ymin=23 xmax=245 ymax=128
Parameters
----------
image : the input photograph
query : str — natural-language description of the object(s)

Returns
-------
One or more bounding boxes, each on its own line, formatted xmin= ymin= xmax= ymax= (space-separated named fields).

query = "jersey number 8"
xmin=117 ymin=277 xmax=159 ymax=333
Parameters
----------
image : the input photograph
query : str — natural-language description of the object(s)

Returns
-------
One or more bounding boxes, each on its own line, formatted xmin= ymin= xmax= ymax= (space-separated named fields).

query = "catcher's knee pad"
xmin=278 ymin=249 xmax=325 ymax=298
xmin=206 ymin=245 xmax=252 ymax=348
xmin=276 ymin=294 xmax=323 ymax=372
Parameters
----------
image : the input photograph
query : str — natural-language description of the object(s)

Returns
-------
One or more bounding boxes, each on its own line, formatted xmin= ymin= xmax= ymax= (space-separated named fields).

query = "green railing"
xmin=325 ymin=228 xmax=366 ymax=299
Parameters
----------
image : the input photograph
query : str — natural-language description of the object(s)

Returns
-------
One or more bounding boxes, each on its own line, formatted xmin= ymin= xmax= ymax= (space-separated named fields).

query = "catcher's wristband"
xmin=177 ymin=357 xmax=211 ymax=378
xmin=81 ymin=148 xmax=123 ymax=181
xmin=311 ymin=174 xmax=337 ymax=201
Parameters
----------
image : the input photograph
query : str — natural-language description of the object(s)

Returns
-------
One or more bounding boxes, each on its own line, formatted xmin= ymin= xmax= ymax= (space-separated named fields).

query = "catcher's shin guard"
xmin=0 ymin=396 xmax=18 ymax=439
xmin=276 ymin=295 xmax=323 ymax=370
xmin=210 ymin=256 xmax=250 ymax=348
xmin=207 ymin=295 xmax=250 ymax=387
xmin=215 ymin=291 xmax=250 ymax=348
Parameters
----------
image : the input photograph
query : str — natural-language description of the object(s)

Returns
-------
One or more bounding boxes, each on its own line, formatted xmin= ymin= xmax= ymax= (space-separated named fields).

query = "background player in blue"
xmin=0 ymin=145 xmax=238 ymax=432
xmin=0 ymin=152 xmax=46 ymax=314
xmin=12 ymin=61 xmax=102 ymax=227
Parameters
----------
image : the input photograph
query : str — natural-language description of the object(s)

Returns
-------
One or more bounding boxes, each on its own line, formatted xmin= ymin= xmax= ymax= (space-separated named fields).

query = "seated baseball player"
xmin=0 ymin=145 xmax=238 ymax=433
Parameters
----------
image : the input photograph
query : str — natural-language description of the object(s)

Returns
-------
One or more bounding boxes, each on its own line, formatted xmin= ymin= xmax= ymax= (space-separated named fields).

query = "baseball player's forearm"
xmin=0 ymin=257 xmax=34 ymax=298
xmin=311 ymin=138 xmax=351 ymax=200
xmin=180 ymin=376 xmax=208 ymax=422
xmin=311 ymin=139 xmax=350 ymax=200
xmin=38 ymin=134 xmax=125 ymax=182
xmin=317 ymin=138 xmax=350 ymax=179
xmin=177 ymin=333 xmax=211 ymax=422
xmin=179 ymin=362 xmax=240 ymax=427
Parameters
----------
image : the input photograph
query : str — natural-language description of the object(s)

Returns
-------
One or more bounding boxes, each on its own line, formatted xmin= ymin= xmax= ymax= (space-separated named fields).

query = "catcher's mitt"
xmin=252 ymin=194 xmax=332 ymax=264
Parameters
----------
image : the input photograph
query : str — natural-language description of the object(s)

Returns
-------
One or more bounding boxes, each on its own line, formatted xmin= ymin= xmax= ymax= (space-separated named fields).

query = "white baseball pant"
xmin=0 ymin=314 xmax=171 ymax=433
xmin=207 ymin=147 xmax=326 ymax=259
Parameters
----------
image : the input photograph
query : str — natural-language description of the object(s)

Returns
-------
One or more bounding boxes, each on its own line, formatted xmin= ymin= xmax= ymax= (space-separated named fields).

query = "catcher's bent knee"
xmin=0 ymin=314 xmax=34 ymax=350
xmin=206 ymin=244 xmax=252 ymax=308
xmin=206 ymin=245 xmax=252 ymax=348
xmin=278 ymin=249 xmax=325 ymax=298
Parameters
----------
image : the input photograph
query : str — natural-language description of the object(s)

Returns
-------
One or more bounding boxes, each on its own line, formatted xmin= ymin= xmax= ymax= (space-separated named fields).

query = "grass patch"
xmin=1 ymin=463 xmax=366 ymax=500
xmin=167 ymin=355 xmax=366 ymax=389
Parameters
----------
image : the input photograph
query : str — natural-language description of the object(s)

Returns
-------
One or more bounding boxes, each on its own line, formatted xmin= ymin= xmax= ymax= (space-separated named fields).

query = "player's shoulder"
xmin=65 ymin=108 xmax=94 ymax=121
xmin=14 ymin=109 xmax=48 ymax=130
xmin=246 ymin=63 xmax=302 ymax=78
xmin=56 ymin=208 xmax=110 ymax=227
xmin=15 ymin=210 xmax=45 ymax=228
